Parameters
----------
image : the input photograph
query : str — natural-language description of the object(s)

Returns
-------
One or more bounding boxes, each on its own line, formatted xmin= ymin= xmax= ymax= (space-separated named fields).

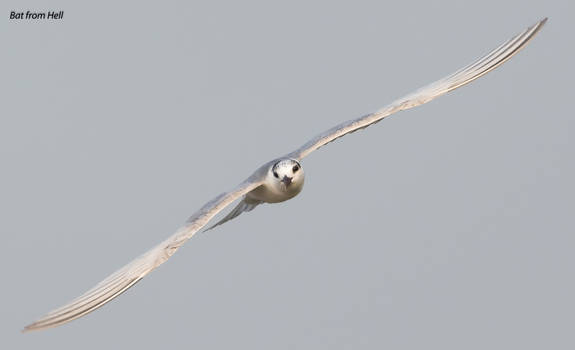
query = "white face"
xmin=271 ymin=158 xmax=304 ymax=191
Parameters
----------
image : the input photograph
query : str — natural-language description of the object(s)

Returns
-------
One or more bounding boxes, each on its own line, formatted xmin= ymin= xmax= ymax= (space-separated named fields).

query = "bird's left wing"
xmin=23 ymin=172 xmax=266 ymax=331
xmin=286 ymin=18 xmax=547 ymax=161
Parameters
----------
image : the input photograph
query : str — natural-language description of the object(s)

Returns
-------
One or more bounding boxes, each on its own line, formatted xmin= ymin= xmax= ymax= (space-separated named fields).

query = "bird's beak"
xmin=281 ymin=175 xmax=292 ymax=186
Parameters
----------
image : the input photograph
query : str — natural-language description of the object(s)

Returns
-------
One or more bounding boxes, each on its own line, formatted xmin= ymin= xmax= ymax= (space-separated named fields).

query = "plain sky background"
xmin=2 ymin=1 xmax=573 ymax=349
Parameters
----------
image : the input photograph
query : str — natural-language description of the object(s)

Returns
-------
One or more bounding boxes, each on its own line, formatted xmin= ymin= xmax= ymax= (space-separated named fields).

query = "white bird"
xmin=24 ymin=18 xmax=547 ymax=331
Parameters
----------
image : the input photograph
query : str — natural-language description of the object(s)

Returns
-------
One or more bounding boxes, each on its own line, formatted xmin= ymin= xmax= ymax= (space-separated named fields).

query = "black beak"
xmin=281 ymin=175 xmax=292 ymax=186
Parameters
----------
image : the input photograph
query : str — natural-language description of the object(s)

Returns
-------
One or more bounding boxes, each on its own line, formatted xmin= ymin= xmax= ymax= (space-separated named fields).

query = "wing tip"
xmin=22 ymin=322 xmax=49 ymax=333
xmin=22 ymin=317 xmax=47 ymax=333
xmin=22 ymin=326 xmax=36 ymax=333
xmin=535 ymin=17 xmax=548 ymax=32
xmin=532 ymin=17 xmax=548 ymax=34
xmin=22 ymin=275 xmax=145 ymax=333
xmin=23 ymin=317 xmax=64 ymax=333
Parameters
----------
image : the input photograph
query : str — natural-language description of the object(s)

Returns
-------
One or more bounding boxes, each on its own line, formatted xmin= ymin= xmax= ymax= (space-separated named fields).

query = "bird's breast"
xmin=247 ymin=180 xmax=304 ymax=204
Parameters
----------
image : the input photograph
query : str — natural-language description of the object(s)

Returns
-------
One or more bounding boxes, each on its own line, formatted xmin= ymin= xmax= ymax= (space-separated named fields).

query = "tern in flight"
xmin=24 ymin=18 xmax=547 ymax=331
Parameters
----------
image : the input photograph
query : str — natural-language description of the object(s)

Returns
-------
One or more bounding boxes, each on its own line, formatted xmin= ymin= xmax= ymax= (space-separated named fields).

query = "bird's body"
xmin=24 ymin=18 xmax=547 ymax=332
xmin=204 ymin=158 xmax=304 ymax=230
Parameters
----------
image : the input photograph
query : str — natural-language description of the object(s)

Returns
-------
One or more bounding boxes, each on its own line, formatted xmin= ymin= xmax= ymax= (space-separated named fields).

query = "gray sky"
xmin=2 ymin=1 xmax=573 ymax=349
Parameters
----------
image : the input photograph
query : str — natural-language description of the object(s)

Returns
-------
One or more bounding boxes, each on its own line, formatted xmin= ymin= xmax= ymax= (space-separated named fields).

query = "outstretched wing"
xmin=23 ymin=172 xmax=266 ymax=331
xmin=286 ymin=18 xmax=546 ymax=161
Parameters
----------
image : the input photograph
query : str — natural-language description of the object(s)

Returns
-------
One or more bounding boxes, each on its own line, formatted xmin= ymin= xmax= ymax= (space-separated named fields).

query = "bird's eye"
xmin=273 ymin=171 xmax=279 ymax=178
xmin=292 ymin=165 xmax=299 ymax=172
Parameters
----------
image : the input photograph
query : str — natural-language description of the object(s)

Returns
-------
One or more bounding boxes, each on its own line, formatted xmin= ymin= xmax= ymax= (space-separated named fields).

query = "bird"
xmin=24 ymin=18 xmax=547 ymax=331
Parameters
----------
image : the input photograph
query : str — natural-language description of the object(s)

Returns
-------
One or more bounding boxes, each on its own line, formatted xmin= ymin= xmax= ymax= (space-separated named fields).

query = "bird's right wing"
xmin=286 ymin=18 xmax=547 ymax=161
xmin=23 ymin=170 xmax=267 ymax=331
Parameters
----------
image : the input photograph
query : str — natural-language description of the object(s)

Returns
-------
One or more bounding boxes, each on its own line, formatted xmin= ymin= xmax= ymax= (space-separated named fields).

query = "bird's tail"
xmin=203 ymin=196 xmax=262 ymax=232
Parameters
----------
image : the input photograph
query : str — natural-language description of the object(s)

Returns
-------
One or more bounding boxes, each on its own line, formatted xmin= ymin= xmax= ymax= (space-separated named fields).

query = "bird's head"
xmin=271 ymin=158 xmax=304 ymax=191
